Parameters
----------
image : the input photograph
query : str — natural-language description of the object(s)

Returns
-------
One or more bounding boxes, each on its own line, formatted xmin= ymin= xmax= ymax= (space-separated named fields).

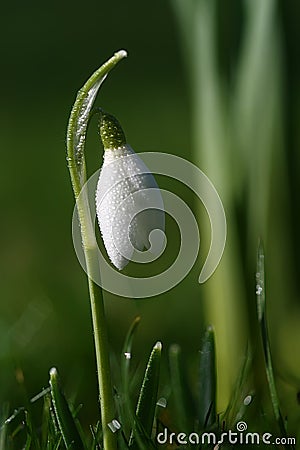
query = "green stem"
xmin=66 ymin=50 xmax=127 ymax=450
xmin=67 ymin=50 xmax=127 ymax=198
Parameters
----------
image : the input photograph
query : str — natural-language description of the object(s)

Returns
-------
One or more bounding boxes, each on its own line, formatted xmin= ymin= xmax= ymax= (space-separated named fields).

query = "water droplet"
xmin=256 ymin=285 xmax=263 ymax=295
xmin=124 ymin=352 xmax=131 ymax=360
xmin=156 ymin=397 xmax=167 ymax=408
xmin=108 ymin=419 xmax=121 ymax=433
xmin=243 ymin=395 xmax=252 ymax=406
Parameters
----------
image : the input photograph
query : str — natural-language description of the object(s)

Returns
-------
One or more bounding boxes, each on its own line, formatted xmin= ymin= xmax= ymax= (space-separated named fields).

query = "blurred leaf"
xmin=198 ymin=326 xmax=216 ymax=429
xmin=49 ymin=367 xmax=85 ymax=450
xmin=129 ymin=342 xmax=162 ymax=449
xmin=233 ymin=0 xmax=284 ymax=251
xmin=171 ymin=0 xmax=246 ymax=409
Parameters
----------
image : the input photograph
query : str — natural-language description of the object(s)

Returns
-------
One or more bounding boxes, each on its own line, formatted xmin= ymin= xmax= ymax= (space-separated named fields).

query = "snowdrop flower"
xmin=96 ymin=111 xmax=165 ymax=270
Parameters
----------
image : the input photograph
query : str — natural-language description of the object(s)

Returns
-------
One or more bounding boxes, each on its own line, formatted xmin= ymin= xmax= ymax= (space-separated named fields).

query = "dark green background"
xmin=1 ymin=0 xmax=299 ymax=428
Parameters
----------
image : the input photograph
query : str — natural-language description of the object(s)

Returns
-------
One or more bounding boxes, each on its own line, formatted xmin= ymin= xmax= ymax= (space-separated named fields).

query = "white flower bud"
xmin=95 ymin=112 xmax=165 ymax=270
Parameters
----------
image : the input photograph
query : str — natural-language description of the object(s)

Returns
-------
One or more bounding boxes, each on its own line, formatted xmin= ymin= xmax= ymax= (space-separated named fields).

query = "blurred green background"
xmin=1 ymin=0 xmax=300 ymax=431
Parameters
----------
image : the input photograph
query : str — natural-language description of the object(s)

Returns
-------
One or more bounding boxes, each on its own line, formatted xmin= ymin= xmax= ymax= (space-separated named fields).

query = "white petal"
xmin=96 ymin=145 xmax=164 ymax=270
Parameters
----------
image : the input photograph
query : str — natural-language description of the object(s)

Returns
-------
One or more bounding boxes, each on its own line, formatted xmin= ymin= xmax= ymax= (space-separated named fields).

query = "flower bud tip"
xmin=99 ymin=110 xmax=127 ymax=150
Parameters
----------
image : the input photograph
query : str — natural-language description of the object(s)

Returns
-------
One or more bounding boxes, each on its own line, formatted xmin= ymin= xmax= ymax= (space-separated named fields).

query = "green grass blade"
xmin=2 ymin=407 xmax=25 ymax=448
xmin=224 ymin=343 xmax=253 ymax=427
xmin=119 ymin=317 xmax=141 ymax=438
xmin=90 ymin=422 xmax=102 ymax=450
xmin=121 ymin=316 xmax=141 ymax=387
xmin=49 ymin=367 xmax=85 ymax=450
xmin=256 ymin=242 xmax=294 ymax=448
xmin=42 ymin=394 xmax=55 ymax=449
xmin=24 ymin=409 xmax=41 ymax=450
xmin=169 ymin=344 xmax=193 ymax=433
xmin=130 ymin=342 xmax=162 ymax=449
xmin=24 ymin=414 xmax=32 ymax=450
xmin=198 ymin=326 xmax=216 ymax=430
xmin=0 ymin=426 xmax=6 ymax=450
xmin=0 ymin=404 xmax=9 ymax=450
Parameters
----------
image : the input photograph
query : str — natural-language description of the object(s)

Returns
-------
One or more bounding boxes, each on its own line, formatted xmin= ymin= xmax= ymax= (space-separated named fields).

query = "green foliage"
xmin=1 ymin=263 xmax=297 ymax=449
xmin=49 ymin=367 xmax=85 ymax=450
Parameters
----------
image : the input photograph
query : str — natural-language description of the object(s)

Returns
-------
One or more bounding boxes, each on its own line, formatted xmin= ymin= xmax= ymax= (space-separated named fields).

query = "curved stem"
xmin=66 ymin=50 xmax=127 ymax=450
xmin=67 ymin=50 xmax=127 ymax=198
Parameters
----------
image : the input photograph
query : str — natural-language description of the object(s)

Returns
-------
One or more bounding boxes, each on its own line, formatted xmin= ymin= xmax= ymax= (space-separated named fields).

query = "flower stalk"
xmin=66 ymin=50 xmax=127 ymax=450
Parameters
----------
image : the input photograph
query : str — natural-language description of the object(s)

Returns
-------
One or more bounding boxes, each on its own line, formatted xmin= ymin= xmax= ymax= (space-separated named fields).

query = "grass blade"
xmin=24 ymin=409 xmax=41 ymax=450
xmin=169 ymin=344 xmax=193 ymax=433
xmin=121 ymin=316 xmax=141 ymax=388
xmin=224 ymin=343 xmax=253 ymax=427
xmin=49 ymin=367 xmax=85 ymax=450
xmin=256 ymin=242 xmax=294 ymax=448
xmin=0 ymin=404 xmax=9 ymax=450
xmin=116 ymin=316 xmax=141 ymax=445
xmin=198 ymin=326 xmax=216 ymax=430
xmin=130 ymin=342 xmax=162 ymax=449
